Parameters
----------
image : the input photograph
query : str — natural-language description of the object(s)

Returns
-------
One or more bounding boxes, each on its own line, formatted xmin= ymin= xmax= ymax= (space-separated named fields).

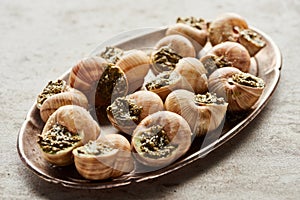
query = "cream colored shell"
xmin=39 ymin=86 xmax=88 ymax=122
xmin=131 ymin=111 xmax=192 ymax=168
xmin=40 ymin=105 xmax=100 ymax=166
xmin=73 ymin=134 xmax=133 ymax=180
xmin=154 ymin=34 xmax=196 ymax=58
xmin=165 ymin=90 xmax=228 ymax=136
xmin=69 ymin=57 xmax=128 ymax=106
xmin=116 ymin=50 xmax=150 ymax=93
xmin=166 ymin=23 xmax=208 ymax=52
xmin=203 ymin=41 xmax=251 ymax=73
xmin=107 ymin=90 xmax=164 ymax=135
xmin=208 ymin=67 xmax=264 ymax=112
xmin=174 ymin=57 xmax=208 ymax=94
xmin=209 ymin=12 xmax=248 ymax=46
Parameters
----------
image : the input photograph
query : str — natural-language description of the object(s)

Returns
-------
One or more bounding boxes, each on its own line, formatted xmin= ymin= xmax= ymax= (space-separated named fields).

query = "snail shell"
xmin=144 ymin=71 xmax=186 ymax=101
xmin=154 ymin=34 xmax=196 ymax=58
xmin=131 ymin=111 xmax=192 ymax=168
xmin=209 ymin=12 xmax=248 ymax=46
xmin=69 ymin=57 xmax=128 ymax=106
xmin=116 ymin=50 xmax=150 ymax=93
xmin=200 ymin=41 xmax=251 ymax=74
xmin=38 ymin=80 xmax=88 ymax=122
xmin=73 ymin=134 xmax=133 ymax=180
xmin=107 ymin=90 xmax=164 ymax=135
xmin=165 ymin=90 xmax=228 ymax=137
xmin=208 ymin=67 xmax=265 ymax=112
xmin=37 ymin=105 xmax=100 ymax=166
xmin=166 ymin=17 xmax=208 ymax=52
xmin=238 ymin=29 xmax=266 ymax=57
xmin=174 ymin=57 xmax=208 ymax=94
xmin=150 ymin=46 xmax=182 ymax=75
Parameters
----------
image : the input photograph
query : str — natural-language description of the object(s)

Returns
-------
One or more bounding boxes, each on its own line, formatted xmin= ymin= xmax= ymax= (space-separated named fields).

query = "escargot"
xmin=166 ymin=16 xmax=208 ymax=52
xmin=200 ymin=41 xmax=251 ymax=75
xmin=144 ymin=71 xmax=184 ymax=101
xmin=174 ymin=57 xmax=208 ymax=94
xmin=165 ymin=90 xmax=228 ymax=137
xmin=154 ymin=34 xmax=196 ymax=58
xmin=150 ymin=34 xmax=197 ymax=75
xmin=69 ymin=57 xmax=128 ymax=106
xmin=100 ymin=47 xmax=150 ymax=93
xmin=36 ymin=79 xmax=88 ymax=122
xmin=131 ymin=111 xmax=192 ymax=168
xmin=107 ymin=90 xmax=164 ymax=135
xmin=208 ymin=12 xmax=266 ymax=56
xmin=238 ymin=29 xmax=266 ymax=57
xmin=209 ymin=12 xmax=248 ymax=46
xmin=73 ymin=134 xmax=134 ymax=180
xmin=208 ymin=67 xmax=265 ymax=112
xmin=150 ymin=46 xmax=183 ymax=75
xmin=116 ymin=50 xmax=150 ymax=93
xmin=37 ymin=105 xmax=100 ymax=166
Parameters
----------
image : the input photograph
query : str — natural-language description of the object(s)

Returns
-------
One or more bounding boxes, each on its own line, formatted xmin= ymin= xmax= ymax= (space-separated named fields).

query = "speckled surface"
xmin=1 ymin=0 xmax=299 ymax=199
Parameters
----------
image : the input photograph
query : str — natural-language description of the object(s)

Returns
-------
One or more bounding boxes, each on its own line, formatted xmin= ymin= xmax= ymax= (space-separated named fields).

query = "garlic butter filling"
xmin=139 ymin=125 xmax=177 ymax=159
xmin=107 ymin=97 xmax=143 ymax=126
xmin=152 ymin=46 xmax=182 ymax=72
xmin=37 ymin=123 xmax=81 ymax=154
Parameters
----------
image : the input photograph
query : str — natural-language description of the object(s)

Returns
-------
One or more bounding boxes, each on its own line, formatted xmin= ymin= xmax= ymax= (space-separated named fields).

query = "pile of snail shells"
xmin=35 ymin=12 xmax=267 ymax=181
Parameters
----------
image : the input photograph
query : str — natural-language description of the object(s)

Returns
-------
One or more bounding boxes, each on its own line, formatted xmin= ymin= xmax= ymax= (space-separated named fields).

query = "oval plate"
xmin=17 ymin=26 xmax=282 ymax=189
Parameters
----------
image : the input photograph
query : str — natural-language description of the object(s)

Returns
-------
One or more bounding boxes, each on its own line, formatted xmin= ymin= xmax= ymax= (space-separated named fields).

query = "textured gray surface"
xmin=1 ymin=0 xmax=299 ymax=199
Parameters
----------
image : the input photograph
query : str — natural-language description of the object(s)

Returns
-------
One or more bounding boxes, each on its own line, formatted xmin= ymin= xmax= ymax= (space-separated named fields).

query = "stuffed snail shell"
xmin=200 ymin=41 xmax=251 ymax=75
xmin=37 ymin=79 xmax=88 ymax=122
xmin=131 ymin=111 xmax=192 ymax=168
xmin=165 ymin=90 xmax=227 ymax=137
xmin=107 ymin=90 xmax=164 ymax=135
xmin=166 ymin=16 xmax=208 ymax=52
xmin=69 ymin=57 xmax=128 ymax=106
xmin=73 ymin=134 xmax=133 ymax=180
xmin=37 ymin=105 xmax=100 ymax=166
xmin=208 ymin=67 xmax=265 ymax=112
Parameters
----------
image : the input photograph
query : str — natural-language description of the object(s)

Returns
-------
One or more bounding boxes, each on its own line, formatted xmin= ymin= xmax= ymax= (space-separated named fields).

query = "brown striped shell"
xmin=73 ymin=134 xmax=133 ymax=180
xmin=38 ymin=105 xmax=100 ymax=166
xmin=166 ymin=20 xmax=208 ymax=52
xmin=39 ymin=86 xmax=88 ymax=122
xmin=131 ymin=111 xmax=192 ymax=168
xmin=69 ymin=57 xmax=128 ymax=106
xmin=116 ymin=50 xmax=150 ymax=93
xmin=208 ymin=67 xmax=265 ymax=112
xmin=209 ymin=12 xmax=248 ymax=46
xmin=174 ymin=57 xmax=208 ymax=94
xmin=165 ymin=90 xmax=228 ymax=136
xmin=200 ymin=41 xmax=251 ymax=74
xmin=107 ymin=90 xmax=164 ymax=135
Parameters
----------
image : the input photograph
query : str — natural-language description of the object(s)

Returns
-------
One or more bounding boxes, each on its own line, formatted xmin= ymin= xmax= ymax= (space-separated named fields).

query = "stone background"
xmin=0 ymin=0 xmax=299 ymax=199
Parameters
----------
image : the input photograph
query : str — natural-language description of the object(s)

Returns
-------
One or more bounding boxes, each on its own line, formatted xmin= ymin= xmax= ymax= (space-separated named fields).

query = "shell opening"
xmin=231 ymin=73 xmax=265 ymax=88
xmin=145 ymin=71 xmax=180 ymax=90
xmin=37 ymin=123 xmax=81 ymax=154
xmin=37 ymin=79 xmax=67 ymax=108
xmin=95 ymin=64 xmax=127 ymax=105
xmin=152 ymin=46 xmax=182 ymax=72
xmin=194 ymin=92 xmax=226 ymax=106
xmin=176 ymin=16 xmax=206 ymax=30
xmin=107 ymin=97 xmax=143 ymax=126
xmin=76 ymin=140 xmax=114 ymax=156
xmin=139 ymin=125 xmax=177 ymax=159
xmin=100 ymin=46 xmax=124 ymax=64
xmin=239 ymin=29 xmax=266 ymax=47
xmin=202 ymin=55 xmax=233 ymax=75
